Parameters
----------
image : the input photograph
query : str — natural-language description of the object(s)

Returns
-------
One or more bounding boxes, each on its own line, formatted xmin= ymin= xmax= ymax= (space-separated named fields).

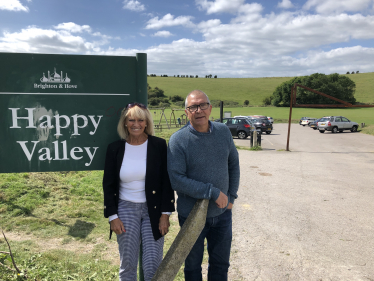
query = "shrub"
xmin=263 ymin=96 xmax=273 ymax=106
xmin=171 ymin=95 xmax=184 ymax=102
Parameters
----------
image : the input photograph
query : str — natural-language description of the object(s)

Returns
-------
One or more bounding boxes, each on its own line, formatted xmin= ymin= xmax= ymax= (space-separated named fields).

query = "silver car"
xmin=317 ymin=116 xmax=359 ymax=133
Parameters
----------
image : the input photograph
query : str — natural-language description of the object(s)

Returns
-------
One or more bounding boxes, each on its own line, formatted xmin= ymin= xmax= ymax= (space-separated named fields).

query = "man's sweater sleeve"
xmin=167 ymin=133 xmax=221 ymax=201
xmin=227 ymin=136 xmax=240 ymax=204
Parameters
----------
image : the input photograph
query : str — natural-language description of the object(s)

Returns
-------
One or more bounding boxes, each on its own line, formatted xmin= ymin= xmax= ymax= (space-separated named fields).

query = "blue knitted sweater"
xmin=167 ymin=121 xmax=240 ymax=218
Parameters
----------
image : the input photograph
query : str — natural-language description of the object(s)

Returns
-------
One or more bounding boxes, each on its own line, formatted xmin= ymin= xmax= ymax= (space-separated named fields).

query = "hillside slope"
xmin=148 ymin=72 xmax=374 ymax=105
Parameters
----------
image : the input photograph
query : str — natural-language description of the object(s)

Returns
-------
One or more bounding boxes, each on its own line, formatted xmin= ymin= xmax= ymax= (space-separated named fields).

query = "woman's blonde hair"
xmin=117 ymin=105 xmax=155 ymax=140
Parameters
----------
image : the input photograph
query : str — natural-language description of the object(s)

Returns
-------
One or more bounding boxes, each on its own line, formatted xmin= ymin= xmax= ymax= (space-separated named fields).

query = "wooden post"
xmin=286 ymin=85 xmax=295 ymax=151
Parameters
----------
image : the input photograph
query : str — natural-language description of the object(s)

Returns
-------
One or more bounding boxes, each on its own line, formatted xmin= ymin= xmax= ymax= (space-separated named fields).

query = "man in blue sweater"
xmin=167 ymin=90 xmax=240 ymax=281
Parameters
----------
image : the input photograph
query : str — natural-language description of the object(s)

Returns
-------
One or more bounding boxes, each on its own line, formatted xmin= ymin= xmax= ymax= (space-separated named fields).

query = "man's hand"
xmin=227 ymin=202 xmax=233 ymax=209
xmin=159 ymin=214 xmax=170 ymax=236
xmin=215 ymin=191 xmax=228 ymax=208
xmin=110 ymin=218 xmax=126 ymax=235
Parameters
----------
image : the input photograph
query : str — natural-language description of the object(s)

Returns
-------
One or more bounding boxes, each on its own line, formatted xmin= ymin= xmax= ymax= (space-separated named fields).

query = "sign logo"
xmin=34 ymin=67 xmax=77 ymax=89
xmin=40 ymin=67 xmax=71 ymax=83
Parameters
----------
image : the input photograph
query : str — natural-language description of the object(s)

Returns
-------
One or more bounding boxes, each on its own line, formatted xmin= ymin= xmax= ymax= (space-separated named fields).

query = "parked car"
xmin=317 ymin=116 xmax=359 ymax=133
xmin=217 ymin=117 xmax=252 ymax=139
xmin=247 ymin=117 xmax=273 ymax=134
xmin=301 ymin=118 xmax=316 ymax=126
xmin=308 ymin=118 xmax=322 ymax=130
xmin=299 ymin=117 xmax=309 ymax=125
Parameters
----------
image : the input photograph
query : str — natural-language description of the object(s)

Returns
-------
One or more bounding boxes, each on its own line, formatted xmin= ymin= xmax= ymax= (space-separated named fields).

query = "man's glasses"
xmin=126 ymin=102 xmax=147 ymax=110
xmin=186 ymin=102 xmax=210 ymax=113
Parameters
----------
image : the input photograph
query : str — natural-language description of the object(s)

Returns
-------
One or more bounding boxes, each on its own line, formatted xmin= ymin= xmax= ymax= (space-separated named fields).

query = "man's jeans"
xmin=178 ymin=209 xmax=232 ymax=281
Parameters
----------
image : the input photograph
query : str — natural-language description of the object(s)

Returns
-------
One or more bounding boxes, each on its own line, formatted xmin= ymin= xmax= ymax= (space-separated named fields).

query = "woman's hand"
xmin=159 ymin=214 xmax=170 ymax=236
xmin=110 ymin=218 xmax=126 ymax=235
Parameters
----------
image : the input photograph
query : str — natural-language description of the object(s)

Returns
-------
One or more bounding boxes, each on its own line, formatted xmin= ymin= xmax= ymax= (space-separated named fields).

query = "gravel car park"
xmin=317 ymin=116 xmax=359 ymax=133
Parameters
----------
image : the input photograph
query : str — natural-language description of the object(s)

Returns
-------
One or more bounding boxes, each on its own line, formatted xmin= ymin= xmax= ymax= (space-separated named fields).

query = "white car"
xmin=301 ymin=118 xmax=316 ymax=126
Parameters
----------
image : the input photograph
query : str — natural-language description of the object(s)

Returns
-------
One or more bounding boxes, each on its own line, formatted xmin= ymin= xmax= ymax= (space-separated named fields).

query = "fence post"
xmin=253 ymin=130 xmax=257 ymax=146
xmin=152 ymin=199 xmax=209 ymax=281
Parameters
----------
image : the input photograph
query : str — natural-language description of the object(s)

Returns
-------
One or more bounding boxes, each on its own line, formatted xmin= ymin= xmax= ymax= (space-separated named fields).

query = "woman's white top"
xmin=108 ymin=139 xmax=171 ymax=222
xmin=119 ymin=140 xmax=148 ymax=203
xmin=108 ymin=140 xmax=147 ymax=222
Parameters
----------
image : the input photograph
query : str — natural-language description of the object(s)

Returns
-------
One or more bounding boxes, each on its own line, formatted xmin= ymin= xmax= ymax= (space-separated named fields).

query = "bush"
xmin=244 ymin=100 xmax=250 ymax=106
xmin=171 ymin=95 xmax=184 ymax=102
xmin=149 ymin=98 xmax=160 ymax=106
xmin=263 ymin=96 xmax=273 ymax=106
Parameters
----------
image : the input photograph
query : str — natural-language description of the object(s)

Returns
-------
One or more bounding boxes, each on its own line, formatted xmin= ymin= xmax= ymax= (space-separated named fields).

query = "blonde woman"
xmin=103 ymin=102 xmax=175 ymax=281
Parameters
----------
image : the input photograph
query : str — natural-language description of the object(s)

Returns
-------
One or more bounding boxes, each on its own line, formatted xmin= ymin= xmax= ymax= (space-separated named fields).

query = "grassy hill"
xmin=148 ymin=72 xmax=374 ymax=106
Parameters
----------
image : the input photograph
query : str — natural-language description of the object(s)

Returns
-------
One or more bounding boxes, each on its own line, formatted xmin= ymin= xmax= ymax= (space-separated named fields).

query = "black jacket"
xmin=103 ymin=135 xmax=175 ymax=240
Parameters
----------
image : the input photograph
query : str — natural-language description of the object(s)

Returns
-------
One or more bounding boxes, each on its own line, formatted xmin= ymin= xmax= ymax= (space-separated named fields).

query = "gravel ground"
xmin=228 ymin=124 xmax=374 ymax=281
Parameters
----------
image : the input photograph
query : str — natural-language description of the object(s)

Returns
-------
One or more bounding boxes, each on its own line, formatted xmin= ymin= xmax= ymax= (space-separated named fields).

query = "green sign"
xmin=0 ymin=52 xmax=147 ymax=173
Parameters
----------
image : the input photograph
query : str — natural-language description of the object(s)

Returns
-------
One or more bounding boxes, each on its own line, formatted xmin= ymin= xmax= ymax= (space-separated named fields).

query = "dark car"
xmin=217 ymin=117 xmax=252 ymax=139
xmin=247 ymin=117 xmax=273 ymax=134
xmin=308 ymin=118 xmax=322 ymax=130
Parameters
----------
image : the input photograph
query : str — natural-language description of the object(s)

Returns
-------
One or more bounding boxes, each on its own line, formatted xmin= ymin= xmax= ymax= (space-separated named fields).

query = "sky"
xmin=1 ymin=0 xmax=374 ymax=78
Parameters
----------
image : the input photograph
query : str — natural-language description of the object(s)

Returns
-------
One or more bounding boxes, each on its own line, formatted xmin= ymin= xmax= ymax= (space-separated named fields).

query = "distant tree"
xmin=351 ymin=71 xmax=355 ymax=74
xmin=214 ymin=75 xmax=217 ymax=78
xmin=346 ymin=72 xmax=350 ymax=74
xmin=205 ymin=75 xmax=208 ymax=78
xmin=263 ymin=96 xmax=273 ymax=106
xmin=171 ymin=95 xmax=184 ymax=102
xmin=196 ymin=75 xmax=198 ymax=78
xmin=149 ymin=98 xmax=160 ymax=106
xmin=356 ymin=71 xmax=359 ymax=74
xmin=148 ymin=86 xmax=166 ymax=99
xmin=271 ymin=73 xmax=356 ymax=107
xmin=209 ymin=74 xmax=212 ymax=78
xmin=177 ymin=75 xmax=180 ymax=77
xmin=244 ymin=100 xmax=249 ymax=106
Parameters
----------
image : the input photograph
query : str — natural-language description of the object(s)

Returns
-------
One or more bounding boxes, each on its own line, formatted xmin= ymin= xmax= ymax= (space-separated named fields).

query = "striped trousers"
xmin=117 ymin=199 xmax=164 ymax=281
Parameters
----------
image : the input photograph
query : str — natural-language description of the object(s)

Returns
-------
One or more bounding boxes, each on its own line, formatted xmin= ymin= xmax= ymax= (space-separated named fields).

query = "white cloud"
xmin=152 ymin=31 xmax=174 ymax=38
xmin=304 ymin=0 xmax=374 ymax=14
xmin=196 ymin=0 xmax=245 ymax=14
xmin=145 ymin=14 xmax=195 ymax=29
xmin=123 ymin=0 xmax=145 ymax=12
xmin=0 ymin=0 xmax=29 ymax=12
xmin=278 ymin=0 xmax=294 ymax=9
xmin=0 ymin=26 xmax=99 ymax=54
xmin=1 ymin=10 xmax=374 ymax=78
xmin=54 ymin=22 xmax=91 ymax=33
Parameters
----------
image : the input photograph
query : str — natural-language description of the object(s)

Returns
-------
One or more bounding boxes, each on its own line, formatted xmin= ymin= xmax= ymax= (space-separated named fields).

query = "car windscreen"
xmin=319 ymin=117 xmax=331 ymax=122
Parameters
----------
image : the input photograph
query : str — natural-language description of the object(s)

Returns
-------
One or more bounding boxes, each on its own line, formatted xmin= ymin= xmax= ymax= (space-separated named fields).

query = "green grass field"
xmin=148 ymin=72 xmax=374 ymax=105
xmin=0 ymin=128 xmax=183 ymax=281
xmin=151 ymin=107 xmax=374 ymax=127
